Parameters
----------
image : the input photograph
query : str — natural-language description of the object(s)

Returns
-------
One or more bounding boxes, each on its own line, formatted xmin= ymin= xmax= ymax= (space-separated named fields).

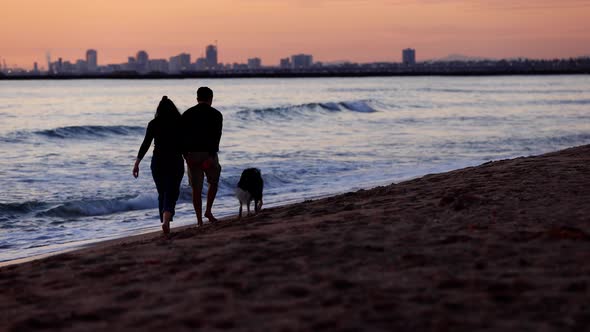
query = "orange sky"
xmin=1 ymin=0 xmax=589 ymax=69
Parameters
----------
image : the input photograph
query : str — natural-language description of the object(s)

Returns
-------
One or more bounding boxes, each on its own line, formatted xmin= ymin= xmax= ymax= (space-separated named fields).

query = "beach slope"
xmin=1 ymin=145 xmax=590 ymax=331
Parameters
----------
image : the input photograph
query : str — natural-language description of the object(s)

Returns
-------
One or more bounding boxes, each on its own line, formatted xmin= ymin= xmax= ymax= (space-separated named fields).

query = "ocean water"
xmin=1 ymin=76 xmax=589 ymax=262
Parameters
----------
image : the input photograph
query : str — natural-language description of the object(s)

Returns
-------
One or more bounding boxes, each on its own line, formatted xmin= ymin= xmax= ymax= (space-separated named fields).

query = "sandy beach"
xmin=1 ymin=145 xmax=589 ymax=331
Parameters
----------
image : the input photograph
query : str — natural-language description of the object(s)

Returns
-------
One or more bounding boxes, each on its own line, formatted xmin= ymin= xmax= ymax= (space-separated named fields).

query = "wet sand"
xmin=1 ymin=145 xmax=589 ymax=331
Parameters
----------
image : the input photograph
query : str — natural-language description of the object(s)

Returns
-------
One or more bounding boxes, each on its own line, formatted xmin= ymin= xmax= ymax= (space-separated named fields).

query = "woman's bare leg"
xmin=162 ymin=211 xmax=172 ymax=234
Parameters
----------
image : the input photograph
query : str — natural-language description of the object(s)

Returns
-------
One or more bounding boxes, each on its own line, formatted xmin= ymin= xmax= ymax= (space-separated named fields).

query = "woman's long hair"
xmin=155 ymin=96 xmax=181 ymax=124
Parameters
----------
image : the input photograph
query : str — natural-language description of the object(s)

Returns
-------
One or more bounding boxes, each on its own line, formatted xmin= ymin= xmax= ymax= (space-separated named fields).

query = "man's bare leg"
xmin=192 ymin=184 xmax=203 ymax=227
xmin=204 ymin=182 xmax=218 ymax=222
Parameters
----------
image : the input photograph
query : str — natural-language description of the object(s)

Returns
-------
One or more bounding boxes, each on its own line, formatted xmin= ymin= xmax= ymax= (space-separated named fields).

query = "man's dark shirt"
xmin=181 ymin=103 xmax=223 ymax=154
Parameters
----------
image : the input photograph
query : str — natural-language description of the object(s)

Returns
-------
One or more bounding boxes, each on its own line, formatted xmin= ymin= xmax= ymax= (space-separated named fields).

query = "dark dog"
xmin=236 ymin=168 xmax=263 ymax=219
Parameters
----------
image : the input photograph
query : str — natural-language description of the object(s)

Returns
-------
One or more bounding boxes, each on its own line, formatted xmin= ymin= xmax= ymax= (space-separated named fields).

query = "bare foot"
xmin=197 ymin=220 xmax=203 ymax=227
xmin=205 ymin=211 xmax=218 ymax=223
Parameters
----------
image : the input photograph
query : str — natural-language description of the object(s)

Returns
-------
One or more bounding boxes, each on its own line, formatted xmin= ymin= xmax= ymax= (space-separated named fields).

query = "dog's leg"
xmin=247 ymin=201 xmax=251 ymax=216
xmin=238 ymin=202 xmax=243 ymax=220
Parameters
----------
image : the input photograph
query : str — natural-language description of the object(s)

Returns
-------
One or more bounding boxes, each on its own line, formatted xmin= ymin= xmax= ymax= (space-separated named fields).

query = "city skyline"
xmin=2 ymin=0 xmax=590 ymax=69
xmin=29 ymin=45 xmax=321 ymax=75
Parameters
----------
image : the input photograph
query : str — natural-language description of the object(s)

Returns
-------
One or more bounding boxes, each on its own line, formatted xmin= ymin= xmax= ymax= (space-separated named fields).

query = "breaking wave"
xmin=1 ymin=125 xmax=145 ymax=143
xmin=36 ymin=194 xmax=158 ymax=218
xmin=236 ymin=100 xmax=378 ymax=120
xmin=35 ymin=125 xmax=145 ymax=139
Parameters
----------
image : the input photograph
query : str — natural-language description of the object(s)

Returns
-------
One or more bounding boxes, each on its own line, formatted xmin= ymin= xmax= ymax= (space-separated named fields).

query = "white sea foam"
xmin=37 ymin=194 xmax=158 ymax=217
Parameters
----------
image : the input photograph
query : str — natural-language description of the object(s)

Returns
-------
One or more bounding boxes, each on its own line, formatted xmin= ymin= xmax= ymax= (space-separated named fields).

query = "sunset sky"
xmin=1 ymin=0 xmax=589 ymax=69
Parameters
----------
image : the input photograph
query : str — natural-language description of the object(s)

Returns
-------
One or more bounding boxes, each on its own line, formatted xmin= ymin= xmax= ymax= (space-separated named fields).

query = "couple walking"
xmin=133 ymin=87 xmax=222 ymax=234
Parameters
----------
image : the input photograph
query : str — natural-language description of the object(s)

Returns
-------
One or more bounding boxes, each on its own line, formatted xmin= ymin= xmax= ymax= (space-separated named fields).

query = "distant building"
xmin=206 ymin=45 xmax=218 ymax=69
xmin=169 ymin=53 xmax=191 ymax=73
xmin=291 ymin=54 xmax=313 ymax=69
xmin=104 ymin=64 xmax=122 ymax=73
xmin=61 ymin=60 xmax=75 ymax=73
xmin=149 ymin=59 xmax=169 ymax=73
xmin=402 ymin=48 xmax=416 ymax=65
xmin=280 ymin=57 xmax=291 ymax=69
xmin=125 ymin=57 xmax=137 ymax=71
xmin=195 ymin=57 xmax=207 ymax=71
xmin=76 ymin=59 xmax=88 ymax=73
xmin=247 ymin=57 xmax=262 ymax=69
xmin=86 ymin=49 xmax=98 ymax=72
xmin=136 ymin=50 xmax=149 ymax=73
xmin=232 ymin=63 xmax=248 ymax=71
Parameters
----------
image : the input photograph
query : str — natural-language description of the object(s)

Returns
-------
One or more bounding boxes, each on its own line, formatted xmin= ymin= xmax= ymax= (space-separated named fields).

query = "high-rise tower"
xmin=205 ymin=45 xmax=218 ymax=69
xmin=402 ymin=48 xmax=416 ymax=65
xmin=86 ymin=49 xmax=98 ymax=72
xmin=136 ymin=50 xmax=149 ymax=73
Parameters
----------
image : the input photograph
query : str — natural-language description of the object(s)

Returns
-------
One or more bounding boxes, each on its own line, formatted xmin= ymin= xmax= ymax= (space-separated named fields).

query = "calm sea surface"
xmin=1 ymin=76 xmax=589 ymax=262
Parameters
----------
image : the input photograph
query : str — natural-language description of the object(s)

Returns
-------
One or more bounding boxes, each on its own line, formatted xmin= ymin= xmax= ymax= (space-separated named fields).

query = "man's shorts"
xmin=185 ymin=152 xmax=221 ymax=189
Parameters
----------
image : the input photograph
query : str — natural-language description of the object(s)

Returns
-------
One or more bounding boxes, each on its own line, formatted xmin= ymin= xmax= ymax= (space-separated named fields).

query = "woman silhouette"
xmin=133 ymin=96 xmax=184 ymax=234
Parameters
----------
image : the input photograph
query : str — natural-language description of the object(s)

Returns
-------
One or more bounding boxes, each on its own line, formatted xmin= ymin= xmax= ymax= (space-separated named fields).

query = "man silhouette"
xmin=182 ymin=87 xmax=223 ymax=226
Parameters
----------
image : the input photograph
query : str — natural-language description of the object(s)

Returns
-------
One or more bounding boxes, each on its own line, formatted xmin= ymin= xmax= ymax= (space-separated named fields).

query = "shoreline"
xmin=0 ymin=180 xmax=402 ymax=268
xmin=2 ymin=144 xmax=590 ymax=331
